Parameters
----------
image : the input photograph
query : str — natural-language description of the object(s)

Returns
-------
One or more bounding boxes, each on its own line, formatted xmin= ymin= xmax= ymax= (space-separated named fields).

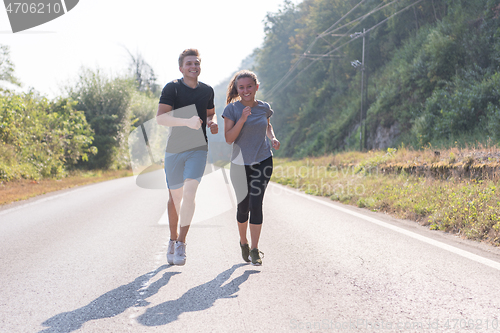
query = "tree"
xmin=125 ymin=48 xmax=160 ymax=95
xmin=68 ymin=68 xmax=135 ymax=169
xmin=0 ymin=90 xmax=94 ymax=180
xmin=0 ymin=45 xmax=21 ymax=86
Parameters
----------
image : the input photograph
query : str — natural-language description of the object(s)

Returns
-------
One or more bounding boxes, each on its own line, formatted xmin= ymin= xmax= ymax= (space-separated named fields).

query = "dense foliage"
xmin=67 ymin=69 xmax=136 ymax=170
xmin=0 ymin=45 xmax=160 ymax=181
xmin=254 ymin=0 xmax=500 ymax=157
xmin=0 ymin=90 xmax=95 ymax=180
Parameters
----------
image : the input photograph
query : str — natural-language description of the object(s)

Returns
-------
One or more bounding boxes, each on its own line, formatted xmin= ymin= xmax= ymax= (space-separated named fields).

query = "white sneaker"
xmin=173 ymin=241 xmax=187 ymax=266
xmin=167 ymin=240 xmax=175 ymax=265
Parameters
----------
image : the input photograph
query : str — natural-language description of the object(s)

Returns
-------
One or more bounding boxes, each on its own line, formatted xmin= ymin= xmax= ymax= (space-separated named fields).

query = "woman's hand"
xmin=271 ymin=138 xmax=280 ymax=150
xmin=240 ymin=106 xmax=252 ymax=122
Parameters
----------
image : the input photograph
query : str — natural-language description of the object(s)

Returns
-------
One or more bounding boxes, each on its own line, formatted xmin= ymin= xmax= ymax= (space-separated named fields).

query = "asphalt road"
xmin=1 ymin=168 xmax=500 ymax=333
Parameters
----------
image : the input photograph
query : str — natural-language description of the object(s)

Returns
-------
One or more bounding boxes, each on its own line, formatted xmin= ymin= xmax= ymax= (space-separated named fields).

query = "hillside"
xmin=253 ymin=0 xmax=500 ymax=158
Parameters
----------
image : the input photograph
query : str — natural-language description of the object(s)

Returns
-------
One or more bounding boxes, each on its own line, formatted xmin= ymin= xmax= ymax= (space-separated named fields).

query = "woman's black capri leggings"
xmin=230 ymin=156 xmax=273 ymax=225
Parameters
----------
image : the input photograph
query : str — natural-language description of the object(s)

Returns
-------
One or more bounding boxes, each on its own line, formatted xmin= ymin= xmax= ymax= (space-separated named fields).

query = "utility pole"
xmin=363 ymin=30 xmax=369 ymax=151
xmin=350 ymin=28 xmax=367 ymax=151
xmin=360 ymin=28 xmax=365 ymax=151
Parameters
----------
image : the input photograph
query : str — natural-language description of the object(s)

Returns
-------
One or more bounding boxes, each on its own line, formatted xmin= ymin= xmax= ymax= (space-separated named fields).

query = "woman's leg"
xmin=249 ymin=224 xmax=262 ymax=250
xmin=231 ymin=163 xmax=251 ymax=244
xmin=248 ymin=157 xmax=273 ymax=250
xmin=238 ymin=220 xmax=249 ymax=245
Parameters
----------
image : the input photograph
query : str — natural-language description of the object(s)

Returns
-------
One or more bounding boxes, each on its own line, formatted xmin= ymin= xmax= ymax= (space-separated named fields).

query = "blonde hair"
xmin=226 ymin=70 xmax=260 ymax=105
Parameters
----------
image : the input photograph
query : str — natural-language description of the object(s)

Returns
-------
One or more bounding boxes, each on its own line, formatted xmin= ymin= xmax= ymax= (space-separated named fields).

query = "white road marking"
xmin=270 ymin=183 xmax=500 ymax=272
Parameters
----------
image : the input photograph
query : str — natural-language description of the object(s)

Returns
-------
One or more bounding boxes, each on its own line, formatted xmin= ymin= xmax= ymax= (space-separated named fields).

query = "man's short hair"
xmin=179 ymin=49 xmax=200 ymax=67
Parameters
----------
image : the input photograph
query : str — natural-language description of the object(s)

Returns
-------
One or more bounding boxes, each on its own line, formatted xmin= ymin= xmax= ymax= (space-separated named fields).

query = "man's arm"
xmin=156 ymin=103 xmax=202 ymax=130
xmin=206 ymin=108 xmax=218 ymax=134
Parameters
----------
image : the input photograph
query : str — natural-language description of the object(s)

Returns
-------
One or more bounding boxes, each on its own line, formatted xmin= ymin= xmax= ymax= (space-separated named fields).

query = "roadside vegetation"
xmin=0 ymin=169 xmax=132 ymax=206
xmin=0 ymin=46 xmax=158 ymax=204
xmin=272 ymin=146 xmax=500 ymax=246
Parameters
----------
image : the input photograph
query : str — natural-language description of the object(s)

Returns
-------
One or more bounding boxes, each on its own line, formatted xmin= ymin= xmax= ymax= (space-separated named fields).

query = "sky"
xmin=0 ymin=0 xmax=300 ymax=98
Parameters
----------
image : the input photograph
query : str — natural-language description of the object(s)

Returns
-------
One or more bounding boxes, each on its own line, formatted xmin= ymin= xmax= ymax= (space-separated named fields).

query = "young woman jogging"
xmin=222 ymin=70 xmax=280 ymax=266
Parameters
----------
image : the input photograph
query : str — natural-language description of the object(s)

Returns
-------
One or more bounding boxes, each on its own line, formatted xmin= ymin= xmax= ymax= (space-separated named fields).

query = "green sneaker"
xmin=250 ymin=248 xmax=264 ymax=266
xmin=240 ymin=242 xmax=251 ymax=263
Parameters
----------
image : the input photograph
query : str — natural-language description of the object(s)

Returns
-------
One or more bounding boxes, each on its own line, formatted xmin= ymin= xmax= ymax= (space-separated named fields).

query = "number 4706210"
xmin=5 ymin=2 xmax=62 ymax=14
xmin=443 ymin=318 xmax=499 ymax=330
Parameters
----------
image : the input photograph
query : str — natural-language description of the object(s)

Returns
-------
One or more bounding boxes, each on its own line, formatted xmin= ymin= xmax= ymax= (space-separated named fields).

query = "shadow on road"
xmin=137 ymin=263 xmax=260 ymax=327
xmin=39 ymin=265 xmax=178 ymax=333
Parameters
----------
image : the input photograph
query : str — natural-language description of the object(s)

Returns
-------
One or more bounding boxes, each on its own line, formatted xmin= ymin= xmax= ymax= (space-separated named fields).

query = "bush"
xmin=419 ymin=71 xmax=500 ymax=143
xmin=0 ymin=89 xmax=95 ymax=181
xmin=68 ymin=68 xmax=135 ymax=169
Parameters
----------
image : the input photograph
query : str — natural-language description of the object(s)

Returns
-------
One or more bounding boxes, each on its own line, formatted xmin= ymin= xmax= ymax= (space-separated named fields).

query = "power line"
xmin=263 ymin=0 xmax=369 ymax=98
xmin=264 ymin=0 xmax=422 ymax=99
xmin=321 ymin=0 xmax=425 ymax=58
xmin=319 ymin=0 xmax=397 ymax=38
xmin=321 ymin=0 xmax=369 ymax=36
xmin=297 ymin=53 xmax=344 ymax=59
xmin=264 ymin=0 xmax=401 ymax=98
xmin=365 ymin=0 xmax=425 ymax=34
xmin=319 ymin=1 xmax=384 ymax=38
xmin=265 ymin=0 xmax=404 ymax=99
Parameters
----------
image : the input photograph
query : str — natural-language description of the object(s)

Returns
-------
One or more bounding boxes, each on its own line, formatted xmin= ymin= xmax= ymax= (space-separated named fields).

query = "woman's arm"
xmin=224 ymin=106 xmax=252 ymax=144
xmin=267 ymin=119 xmax=280 ymax=150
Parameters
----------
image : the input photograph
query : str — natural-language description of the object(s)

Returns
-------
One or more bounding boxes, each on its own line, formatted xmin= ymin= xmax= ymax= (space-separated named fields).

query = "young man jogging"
xmin=156 ymin=49 xmax=218 ymax=265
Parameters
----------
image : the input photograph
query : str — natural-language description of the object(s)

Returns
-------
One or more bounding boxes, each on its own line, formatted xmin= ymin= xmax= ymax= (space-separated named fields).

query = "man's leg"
xmin=168 ymin=188 xmax=183 ymax=241
xmin=164 ymin=151 xmax=184 ymax=241
xmin=164 ymin=150 xmax=186 ymax=265
xmin=166 ymin=187 xmax=183 ymax=265
xmin=171 ymin=149 xmax=206 ymax=265
xmin=177 ymin=150 xmax=207 ymax=242
xmin=172 ymin=178 xmax=199 ymax=266
xmin=177 ymin=178 xmax=200 ymax=243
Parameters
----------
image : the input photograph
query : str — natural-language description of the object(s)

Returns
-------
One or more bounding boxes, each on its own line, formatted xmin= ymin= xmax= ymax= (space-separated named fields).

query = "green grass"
xmin=272 ymin=147 xmax=500 ymax=246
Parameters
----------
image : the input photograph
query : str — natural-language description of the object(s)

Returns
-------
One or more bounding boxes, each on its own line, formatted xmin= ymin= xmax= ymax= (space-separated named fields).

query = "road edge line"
xmin=270 ymin=183 xmax=500 ymax=272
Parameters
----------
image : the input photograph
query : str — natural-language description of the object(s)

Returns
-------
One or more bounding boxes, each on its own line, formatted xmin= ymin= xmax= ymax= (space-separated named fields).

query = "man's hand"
xmin=186 ymin=116 xmax=202 ymax=130
xmin=207 ymin=121 xmax=219 ymax=134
